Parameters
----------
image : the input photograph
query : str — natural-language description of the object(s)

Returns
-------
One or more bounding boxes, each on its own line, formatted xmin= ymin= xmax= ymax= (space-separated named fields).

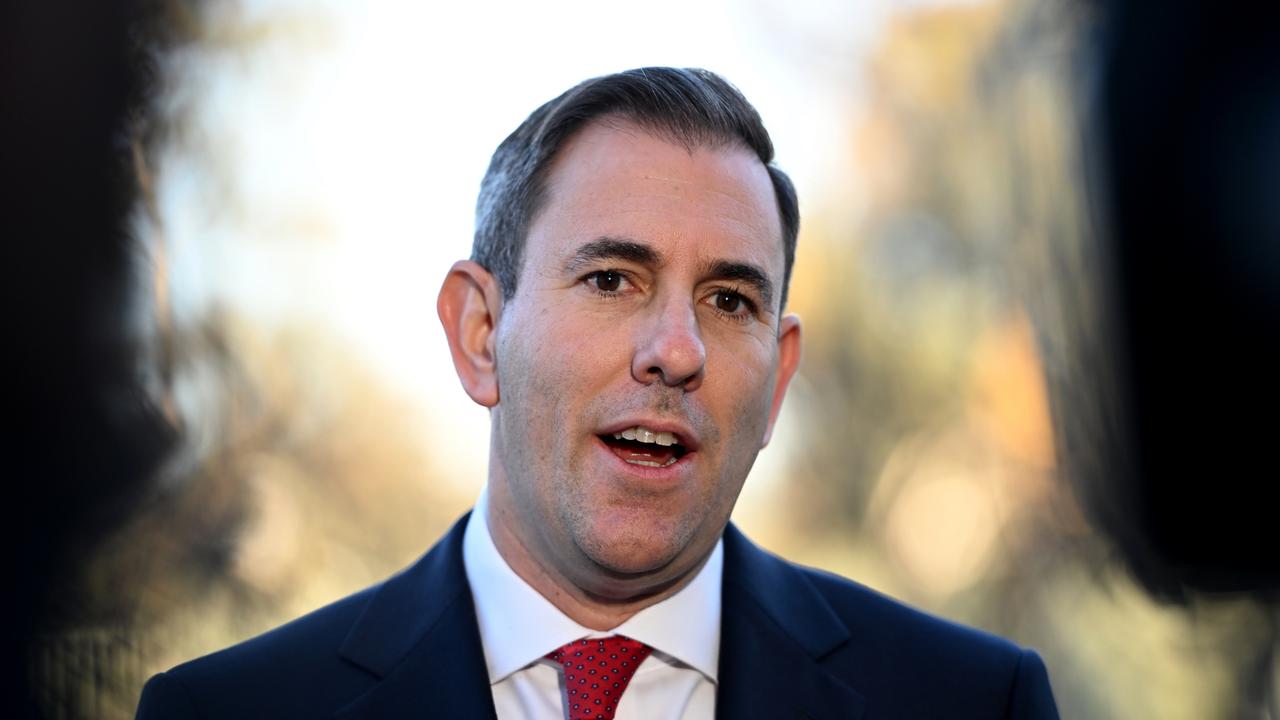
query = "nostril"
xmin=633 ymin=321 xmax=706 ymax=387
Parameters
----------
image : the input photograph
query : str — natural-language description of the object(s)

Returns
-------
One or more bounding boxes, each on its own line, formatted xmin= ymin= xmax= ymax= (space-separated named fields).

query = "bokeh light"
xmin=27 ymin=1 xmax=1277 ymax=717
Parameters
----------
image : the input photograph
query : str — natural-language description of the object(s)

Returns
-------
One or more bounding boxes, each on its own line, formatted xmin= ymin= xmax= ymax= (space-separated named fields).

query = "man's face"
xmin=489 ymin=119 xmax=799 ymax=599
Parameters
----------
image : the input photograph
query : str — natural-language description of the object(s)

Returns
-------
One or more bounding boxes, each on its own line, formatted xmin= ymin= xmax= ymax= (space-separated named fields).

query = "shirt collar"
xmin=461 ymin=486 xmax=722 ymax=684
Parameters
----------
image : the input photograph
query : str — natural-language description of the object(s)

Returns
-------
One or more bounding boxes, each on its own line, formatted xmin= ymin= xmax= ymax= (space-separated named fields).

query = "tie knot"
xmin=546 ymin=635 xmax=653 ymax=720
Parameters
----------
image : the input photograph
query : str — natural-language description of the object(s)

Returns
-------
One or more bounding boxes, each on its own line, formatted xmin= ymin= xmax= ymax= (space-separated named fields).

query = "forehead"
xmin=526 ymin=120 xmax=785 ymax=276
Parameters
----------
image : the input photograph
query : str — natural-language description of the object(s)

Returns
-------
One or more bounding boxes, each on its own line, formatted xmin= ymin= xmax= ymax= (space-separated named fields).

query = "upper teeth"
xmin=613 ymin=426 xmax=678 ymax=446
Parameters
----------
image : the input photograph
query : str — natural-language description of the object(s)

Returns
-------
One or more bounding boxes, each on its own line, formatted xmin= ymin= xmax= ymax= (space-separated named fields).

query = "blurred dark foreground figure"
xmin=1044 ymin=2 xmax=1280 ymax=712
xmin=1 ymin=2 xmax=175 ymax=718
xmin=1057 ymin=0 xmax=1280 ymax=598
xmin=1040 ymin=2 xmax=1280 ymax=712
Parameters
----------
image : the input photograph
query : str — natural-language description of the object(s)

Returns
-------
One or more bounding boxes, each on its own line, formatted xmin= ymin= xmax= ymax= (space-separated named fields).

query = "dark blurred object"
xmin=1 ymin=1 xmax=174 ymax=717
xmin=1068 ymin=0 xmax=1279 ymax=597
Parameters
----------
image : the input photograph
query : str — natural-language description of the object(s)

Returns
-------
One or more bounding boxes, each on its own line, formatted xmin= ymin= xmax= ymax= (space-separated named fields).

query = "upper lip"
xmin=598 ymin=418 xmax=701 ymax=451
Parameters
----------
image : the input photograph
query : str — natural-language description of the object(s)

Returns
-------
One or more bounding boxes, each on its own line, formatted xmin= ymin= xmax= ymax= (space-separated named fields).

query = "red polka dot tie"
xmin=546 ymin=635 xmax=653 ymax=720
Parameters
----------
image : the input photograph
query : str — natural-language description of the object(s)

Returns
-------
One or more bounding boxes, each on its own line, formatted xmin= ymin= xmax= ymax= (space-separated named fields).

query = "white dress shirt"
xmin=462 ymin=487 xmax=722 ymax=720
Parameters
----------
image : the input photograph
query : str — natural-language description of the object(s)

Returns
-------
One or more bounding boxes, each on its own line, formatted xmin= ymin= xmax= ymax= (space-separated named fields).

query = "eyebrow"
xmin=563 ymin=237 xmax=662 ymax=273
xmin=704 ymin=259 xmax=775 ymax=308
xmin=563 ymin=236 xmax=776 ymax=309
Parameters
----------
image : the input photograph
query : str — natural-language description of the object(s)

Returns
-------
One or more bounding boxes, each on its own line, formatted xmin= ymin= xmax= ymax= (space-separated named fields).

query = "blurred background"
xmin=5 ymin=0 xmax=1277 ymax=717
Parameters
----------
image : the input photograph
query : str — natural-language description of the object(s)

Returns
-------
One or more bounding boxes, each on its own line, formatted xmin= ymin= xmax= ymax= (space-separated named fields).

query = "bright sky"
xmin=155 ymin=0 xmax=955 ymax=491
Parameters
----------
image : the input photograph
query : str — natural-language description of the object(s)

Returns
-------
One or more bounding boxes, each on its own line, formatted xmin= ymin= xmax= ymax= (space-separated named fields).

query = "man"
xmin=137 ymin=67 xmax=1059 ymax=719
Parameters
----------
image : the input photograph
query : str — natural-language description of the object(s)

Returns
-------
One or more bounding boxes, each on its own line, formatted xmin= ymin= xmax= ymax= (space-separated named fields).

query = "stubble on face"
xmin=483 ymin=120 xmax=788 ymax=607
xmin=490 ymin=313 xmax=777 ymax=602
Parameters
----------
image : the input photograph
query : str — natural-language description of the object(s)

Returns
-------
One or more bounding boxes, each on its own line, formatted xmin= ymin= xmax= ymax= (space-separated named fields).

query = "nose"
xmin=632 ymin=297 xmax=706 ymax=390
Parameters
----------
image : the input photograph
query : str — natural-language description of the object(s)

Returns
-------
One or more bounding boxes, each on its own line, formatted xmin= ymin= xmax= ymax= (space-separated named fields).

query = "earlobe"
xmin=762 ymin=314 xmax=802 ymax=447
xmin=437 ymin=260 xmax=503 ymax=407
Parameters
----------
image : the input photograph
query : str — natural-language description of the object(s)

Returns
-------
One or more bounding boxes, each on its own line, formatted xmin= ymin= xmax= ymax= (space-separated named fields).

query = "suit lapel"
xmin=334 ymin=513 xmax=498 ymax=720
xmin=717 ymin=524 xmax=866 ymax=720
xmin=323 ymin=515 xmax=865 ymax=719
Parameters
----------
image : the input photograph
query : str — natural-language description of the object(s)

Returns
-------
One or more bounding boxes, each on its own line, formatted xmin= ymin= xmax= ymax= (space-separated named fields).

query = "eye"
xmin=583 ymin=270 xmax=628 ymax=294
xmin=706 ymin=287 xmax=757 ymax=322
xmin=714 ymin=291 xmax=743 ymax=313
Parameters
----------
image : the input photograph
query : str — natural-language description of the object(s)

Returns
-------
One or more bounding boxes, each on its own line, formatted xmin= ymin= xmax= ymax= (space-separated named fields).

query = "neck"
xmin=484 ymin=482 xmax=709 ymax=631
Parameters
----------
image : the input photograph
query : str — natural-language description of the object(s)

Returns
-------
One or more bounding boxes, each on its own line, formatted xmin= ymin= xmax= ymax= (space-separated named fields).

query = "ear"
xmin=761 ymin=313 xmax=802 ymax=447
xmin=437 ymin=260 xmax=504 ymax=407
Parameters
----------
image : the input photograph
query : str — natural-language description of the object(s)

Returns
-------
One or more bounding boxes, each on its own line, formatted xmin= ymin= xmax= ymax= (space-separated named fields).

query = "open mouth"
xmin=599 ymin=425 xmax=690 ymax=468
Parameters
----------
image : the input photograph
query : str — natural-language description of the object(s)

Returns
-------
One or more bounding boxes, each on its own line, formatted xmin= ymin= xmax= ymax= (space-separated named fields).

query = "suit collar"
xmin=717 ymin=523 xmax=865 ymax=720
xmin=463 ymin=487 xmax=723 ymax=683
xmin=335 ymin=513 xmax=497 ymax=719
xmin=328 ymin=514 xmax=864 ymax=719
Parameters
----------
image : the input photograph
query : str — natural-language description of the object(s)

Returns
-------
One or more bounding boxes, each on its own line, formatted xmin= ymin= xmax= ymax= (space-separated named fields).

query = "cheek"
xmin=540 ymin=307 xmax=636 ymax=384
xmin=496 ymin=304 xmax=624 ymax=432
xmin=707 ymin=343 xmax=777 ymax=431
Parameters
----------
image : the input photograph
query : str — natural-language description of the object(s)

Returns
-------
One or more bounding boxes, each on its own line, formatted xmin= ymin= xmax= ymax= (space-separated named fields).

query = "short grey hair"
xmin=473 ymin=67 xmax=800 ymax=309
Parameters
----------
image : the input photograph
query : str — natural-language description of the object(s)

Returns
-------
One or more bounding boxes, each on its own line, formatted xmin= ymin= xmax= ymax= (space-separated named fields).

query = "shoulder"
xmin=724 ymin=524 xmax=1025 ymax=663
xmin=135 ymin=514 xmax=476 ymax=719
xmin=136 ymin=584 xmax=382 ymax=719
xmin=807 ymin=567 xmax=1059 ymax=719
xmin=722 ymin=525 xmax=1058 ymax=718
xmin=799 ymin=562 xmax=1028 ymax=668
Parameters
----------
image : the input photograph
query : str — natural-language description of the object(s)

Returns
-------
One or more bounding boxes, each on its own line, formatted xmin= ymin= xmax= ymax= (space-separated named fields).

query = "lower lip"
xmin=593 ymin=436 xmax=696 ymax=483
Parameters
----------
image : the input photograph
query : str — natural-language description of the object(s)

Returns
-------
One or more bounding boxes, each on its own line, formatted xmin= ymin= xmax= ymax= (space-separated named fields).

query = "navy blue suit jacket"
xmin=137 ymin=514 xmax=1059 ymax=718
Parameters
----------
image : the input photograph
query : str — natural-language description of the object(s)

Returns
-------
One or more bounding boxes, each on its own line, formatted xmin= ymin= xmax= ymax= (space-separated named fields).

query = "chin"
xmin=577 ymin=520 xmax=694 ymax=578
